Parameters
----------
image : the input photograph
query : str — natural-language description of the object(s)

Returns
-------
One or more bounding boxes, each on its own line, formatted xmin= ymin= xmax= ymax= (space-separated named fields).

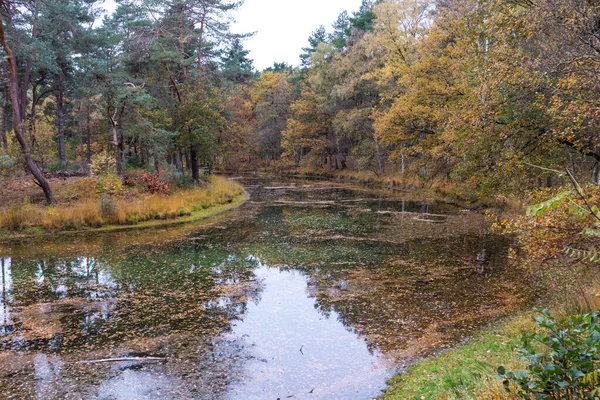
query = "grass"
xmin=383 ymin=281 xmax=600 ymax=400
xmin=383 ymin=315 xmax=536 ymax=400
xmin=0 ymin=175 xmax=245 ymax=233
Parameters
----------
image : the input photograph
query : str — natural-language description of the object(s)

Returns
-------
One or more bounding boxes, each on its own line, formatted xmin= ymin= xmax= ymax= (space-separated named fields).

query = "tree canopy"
xmin=1 ymin=0 xmax=598 ymax=203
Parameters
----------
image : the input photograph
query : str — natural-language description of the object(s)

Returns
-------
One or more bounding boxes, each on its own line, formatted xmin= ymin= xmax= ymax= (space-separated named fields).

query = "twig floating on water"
xmin=78 ymin=357 xmax=166 ymax=364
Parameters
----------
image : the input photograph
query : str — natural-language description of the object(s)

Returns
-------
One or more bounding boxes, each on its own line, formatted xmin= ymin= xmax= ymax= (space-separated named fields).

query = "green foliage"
xmin=526 ymin=192 xmax=570 ymax=217
xmin=221 ymin=38 xmax=254 ymax=84
xmin=498 ymin=310 xmax=600 ymax=399
xmin=563 ymin=248 xmax=600 ymax=264
xmin=300 ymin=25 xmax=328 ymax=67
xmin=0 ymin=154 xmax=15 ymax=169
xmin=90 ymin=152 xmax=117 ymax=177
xmin=96 ymin=174 xmax=124 ymax=196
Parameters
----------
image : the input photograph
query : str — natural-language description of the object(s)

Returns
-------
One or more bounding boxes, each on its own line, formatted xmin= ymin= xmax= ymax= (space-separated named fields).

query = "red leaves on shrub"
xmin=139 ymin=171 xmax=170 ymax=195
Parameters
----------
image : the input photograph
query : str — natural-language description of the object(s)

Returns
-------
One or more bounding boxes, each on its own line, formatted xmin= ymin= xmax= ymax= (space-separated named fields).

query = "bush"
xmin=47 ymin=163 xmax=67 ymax=173
xmin=90 ymin=152 xmax=117 ymax=176
xmin=96 ymin=173 xmax=123 ymax=196
xmin=0 ymin=154 xmax=15 ymax=168
xmin=498 ymin=310 xmax=600 ymax=399
xmin=139 ymin=171 xmax=169 ymax=195
xmin=0 ymin=152 xmax=17 ymax=177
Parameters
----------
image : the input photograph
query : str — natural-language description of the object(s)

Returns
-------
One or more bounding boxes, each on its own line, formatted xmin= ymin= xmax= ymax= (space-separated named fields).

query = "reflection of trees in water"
xmin=0 ymin=242 xmax=261 ymax=353
xmin=0 ymin=242 xmax=263 ymax=399
xmin=0 ymin=257 xmax=13 ymax=334
xmin=252 ymin=234 xmax=532 ymax=362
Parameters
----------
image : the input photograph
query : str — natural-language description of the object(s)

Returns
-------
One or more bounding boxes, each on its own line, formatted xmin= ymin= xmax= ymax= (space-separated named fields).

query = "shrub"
xmin=90 ymin=152 xmax=117 ymax=176
xmin=159 ymin=164 xmax=182 ymax=184
xmin=47 ymin=163 xmax=67 ymax=173
xmin=96 ymin=173 xmax=123 ymax=196
xmin=498 ymin=310 xmax=600 ymax=399
xmin=139 ymin=171 xmax=169 ymax=195
xmin=125 ymin=154 xmax=142 ymax=169
xmin=123 ymin=175 xmax=137 ymax=187
xmin=0 ymin=154 xmax=14 ymax=168
xmin=0 ymin=153 xmax=17 ymax=177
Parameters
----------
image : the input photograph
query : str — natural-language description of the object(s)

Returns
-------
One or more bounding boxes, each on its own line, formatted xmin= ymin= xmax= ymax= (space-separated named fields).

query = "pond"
xmin=0 ymin=177 xmax=534 ymax=399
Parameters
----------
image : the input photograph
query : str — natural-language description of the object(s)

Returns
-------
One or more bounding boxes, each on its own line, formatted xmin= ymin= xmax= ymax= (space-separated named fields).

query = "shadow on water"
xmin=0 ymin=176 xmax=536 ymax=399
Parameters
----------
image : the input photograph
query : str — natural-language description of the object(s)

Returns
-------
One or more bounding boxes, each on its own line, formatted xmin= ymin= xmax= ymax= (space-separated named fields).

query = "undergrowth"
xmin=0 ymin=176 xmax=244 ymax=231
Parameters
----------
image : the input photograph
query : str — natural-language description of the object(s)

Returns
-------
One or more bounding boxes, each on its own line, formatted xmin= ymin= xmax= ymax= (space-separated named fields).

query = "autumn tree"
xmin=0 ymin=1 xmax=54 ymax=204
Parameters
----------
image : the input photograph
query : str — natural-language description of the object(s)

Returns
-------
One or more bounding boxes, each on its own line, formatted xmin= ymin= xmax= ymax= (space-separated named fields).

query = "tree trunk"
xmin=19 ymin=4 xmax=38 ymax=125
xmin=77 ymin=105 xmax=85 ymax=170
xmin=112 ymin=123 xmax=123 ymax=176
xmin=56 ymin=70 xmax=66 ymax=167
xmin=20 ymin=59 xmax=32 ymax=125
xmin=185 ymin=152 xmax=191 ymax=175
xmin=29 ymin=84 xmax=37 ymax=148
xmin=593 ymin=161 xmax=600 ymax=185
xmin=375 ymin=137 xmax=384 ymax=175
xmin=190 ymin=147 xmax=200 ymax=183
xmin=86 ymin=107 xmax=91 ymax=164
xmin=401 ymin=152 xmax=406 ymax=175
xmin=1 ymin=85 xmax=7 ymax=150
xmin=0 ymin=15 xmax=54 ymax=204
xmin=110 ymin=107 xmax=124 ymax=176
xmin=175 ymin=149 xmax=182 ymax=173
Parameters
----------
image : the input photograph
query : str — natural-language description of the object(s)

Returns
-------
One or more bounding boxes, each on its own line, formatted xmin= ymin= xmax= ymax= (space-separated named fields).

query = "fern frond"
xmin=564 ymin=247 xmax=600 ymax=263
xmin=527 ymin=192 xmax=570 ymax=217
xmin=582 ymin=228 xmax=600 ymax=238
xmin=583 ymin=370 xmax=599 ymax=386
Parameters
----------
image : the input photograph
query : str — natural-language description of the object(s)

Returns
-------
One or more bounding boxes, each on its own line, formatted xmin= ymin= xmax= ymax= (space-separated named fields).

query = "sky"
xmin=231 ymin=0 xmax=364 ymax=70
xmin=101 ymin=0 xmax=364 ymax=70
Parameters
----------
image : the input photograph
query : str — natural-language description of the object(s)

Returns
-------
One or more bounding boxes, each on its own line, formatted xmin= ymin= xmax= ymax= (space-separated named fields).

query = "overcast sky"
xmin=101 ymin=0 xmax=364 ymax=70
xmin=231 ymin=0 xmax=364 ymax=70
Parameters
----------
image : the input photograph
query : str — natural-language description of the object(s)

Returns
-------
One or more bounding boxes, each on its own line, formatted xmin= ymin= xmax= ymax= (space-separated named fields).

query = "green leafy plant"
xmin=96 ymin=173 xmax=123 ymax=196
xmin=90 ymin=152 xmax=117 ymax=177
xmin=0 ymin=154 xmax=14 ymax=168
xmin=498 ymin=310 xmax=600 ymax=399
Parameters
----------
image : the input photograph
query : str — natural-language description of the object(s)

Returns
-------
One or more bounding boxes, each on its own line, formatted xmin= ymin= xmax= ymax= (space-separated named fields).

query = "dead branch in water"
xmin=78 ymin=357 xmax=166 ymax=364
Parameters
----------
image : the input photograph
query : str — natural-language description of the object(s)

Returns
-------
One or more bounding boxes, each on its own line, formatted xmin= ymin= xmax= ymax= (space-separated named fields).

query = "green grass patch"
xmin=383 ymin=315 xmax=535 ymax=400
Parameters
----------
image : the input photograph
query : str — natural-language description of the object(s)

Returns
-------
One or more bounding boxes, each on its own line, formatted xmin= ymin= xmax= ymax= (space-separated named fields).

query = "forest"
xmin=1 ymin=0 xmax=598 ymax=203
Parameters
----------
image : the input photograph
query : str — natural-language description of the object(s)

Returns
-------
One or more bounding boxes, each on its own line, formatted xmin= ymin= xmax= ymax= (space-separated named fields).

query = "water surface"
xmin=0 ymin=177 xmax=534 ymax=399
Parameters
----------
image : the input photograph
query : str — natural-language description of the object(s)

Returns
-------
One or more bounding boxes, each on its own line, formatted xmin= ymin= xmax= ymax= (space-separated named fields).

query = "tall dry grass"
xmin=0 ymin=176 xmax=244 ymax=231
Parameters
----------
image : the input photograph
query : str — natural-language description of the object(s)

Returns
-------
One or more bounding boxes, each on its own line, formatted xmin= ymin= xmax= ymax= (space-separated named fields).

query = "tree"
xmin=39 ymin=0 xmax=97 ymax=167
xmin=252 ymin=70 xmax=295 ymax=160
xmin=221 ymin=38 xmax=254 ymax=84
xmin=0 ymin=3 xmax=54 ymax=204
xmin=330 ymin=11 xmax=351 ymax=50
xmin=349 ymin=0 xmax=379 ymax=32
xmin=300 ymin=25 xmax=328 ymax=67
